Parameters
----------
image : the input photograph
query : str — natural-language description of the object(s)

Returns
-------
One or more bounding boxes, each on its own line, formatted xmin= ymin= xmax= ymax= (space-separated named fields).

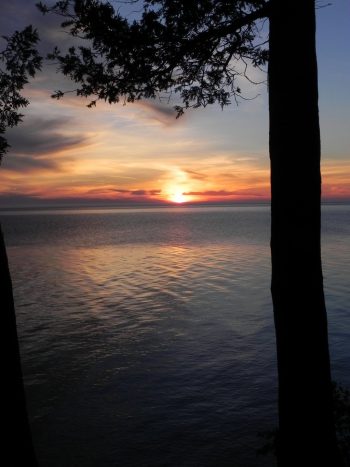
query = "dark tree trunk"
xmin=1 ymin=225 xmax=38 ymax=466
xmin=268 ymin=1 xmax=342 ymax=466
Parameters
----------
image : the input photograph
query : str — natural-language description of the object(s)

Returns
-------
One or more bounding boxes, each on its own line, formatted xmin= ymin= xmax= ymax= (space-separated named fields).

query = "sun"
xmin=169 ymin=191 xmax=186 ymax=204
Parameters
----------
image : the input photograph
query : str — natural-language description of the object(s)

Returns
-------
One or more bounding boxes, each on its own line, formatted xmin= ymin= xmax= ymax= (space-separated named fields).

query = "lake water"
xmin=1 ymin=205 xmax=350 ymax=467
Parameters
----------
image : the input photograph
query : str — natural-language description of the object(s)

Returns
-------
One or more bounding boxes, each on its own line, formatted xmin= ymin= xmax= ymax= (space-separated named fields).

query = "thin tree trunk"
xmin=268 ymin=1 xmax=342 ymax=465
xmin=1 ymin=225 xmax=38 ymax=466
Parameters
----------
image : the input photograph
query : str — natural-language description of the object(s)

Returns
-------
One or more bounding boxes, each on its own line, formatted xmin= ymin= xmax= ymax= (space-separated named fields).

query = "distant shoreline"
xmin=0 ymin=200 xmax=349 ymax=215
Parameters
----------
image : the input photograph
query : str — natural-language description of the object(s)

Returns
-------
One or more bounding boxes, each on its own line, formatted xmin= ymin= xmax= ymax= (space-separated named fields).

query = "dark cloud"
xmin=184 ymin=190 xmax=236 ymax=196
xmin=0 ymin=193 xmax=44 ymax=208
xmin=144 ymin=100 xmax=176 ymax=118
xmin=129 ymin=189 xmax=161 ymax=196
xmin=184 ymin=169 xmax=208 ymax=181
xmin=138 ymin=100 xmax=179 ymax=125
xmin=183 ymin=189 xmax=265 ymax=197
xmin=130 ymin=190 xmax=147 ymax=196
xmin=114 ymin=189 xmax=162 ymax=196
xmin=6 ymin=116 xmax=86 ymax=156
xmin=2 ymin=154 xmax=63 ymax=172
xmin=149 ymin=189 xmax=162 ymax=195
xmin=2 ymin=115 xmax=88 ymax=173
xmin=0 ymin=193 xmax=169 ymax=209
xmin=85 ymin=188 xmax=162 ymax=197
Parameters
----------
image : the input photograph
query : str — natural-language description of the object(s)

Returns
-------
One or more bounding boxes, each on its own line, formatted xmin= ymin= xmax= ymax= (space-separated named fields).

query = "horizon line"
xmin=0 ymin=198 xmax=350 ymax=212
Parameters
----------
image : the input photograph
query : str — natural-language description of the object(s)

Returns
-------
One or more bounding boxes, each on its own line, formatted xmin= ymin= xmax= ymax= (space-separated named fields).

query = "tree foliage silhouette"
xmin=0 ymin=26 xmax=42 ymax=160
xmin=37 ymin=0 xmax=343 ymax=465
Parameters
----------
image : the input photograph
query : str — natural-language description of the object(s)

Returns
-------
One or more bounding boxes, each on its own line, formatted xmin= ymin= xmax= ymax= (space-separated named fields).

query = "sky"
xmin=0 ymin=0 xmax=349 ymax=207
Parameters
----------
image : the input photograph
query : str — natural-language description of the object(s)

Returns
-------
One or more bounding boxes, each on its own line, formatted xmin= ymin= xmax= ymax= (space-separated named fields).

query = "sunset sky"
xmin=1 ymin=0 xmax=349 ymax=207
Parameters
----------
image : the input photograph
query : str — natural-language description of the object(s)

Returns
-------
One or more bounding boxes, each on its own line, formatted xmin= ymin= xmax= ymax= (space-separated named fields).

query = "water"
xmin=1 ymin=205 xmax=349 ymax=467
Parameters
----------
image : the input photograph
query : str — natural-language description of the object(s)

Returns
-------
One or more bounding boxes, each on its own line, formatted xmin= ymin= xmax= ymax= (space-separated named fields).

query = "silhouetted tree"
xmin=0 ymin=26 xmax=42 ymax=160
xmin=37 ymin=1 xmax=343 ymax=465
xmin=0 ymin=26 xmax=41 ymax=466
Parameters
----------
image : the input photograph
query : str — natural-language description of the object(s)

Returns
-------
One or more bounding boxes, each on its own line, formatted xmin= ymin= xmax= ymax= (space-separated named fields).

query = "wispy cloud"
xmin=183 ymin=169 xmax=208 ymax=181
xmin=86 ymin=188 xmax=162 ymax=197
xmin=136 ymin=100 xmax=178 ymax=126
xmin=5 ymin=116 xmax=87 ymax=156
xmin=2 ymin=154 xmax=64 ymax=172
xmin=183 ymin=189 xmax=267 ymax=198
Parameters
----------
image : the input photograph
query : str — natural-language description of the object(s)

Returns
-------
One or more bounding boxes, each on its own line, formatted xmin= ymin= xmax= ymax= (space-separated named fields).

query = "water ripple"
xmin=1 ymin=205 xmax=349 ymax=466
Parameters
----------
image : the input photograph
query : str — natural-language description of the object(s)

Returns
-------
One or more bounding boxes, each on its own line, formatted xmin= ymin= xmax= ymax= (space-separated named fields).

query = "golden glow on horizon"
xmin=169 ymin=191 xmax=186 ymax=204
xmin=163 ymin=169 xmax=192 ymax=204
xmin=0 ymin=88 xmax=349 ymax=205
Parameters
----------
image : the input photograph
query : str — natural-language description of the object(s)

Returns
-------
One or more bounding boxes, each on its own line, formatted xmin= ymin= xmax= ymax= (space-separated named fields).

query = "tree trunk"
xmin=268 ymin=1 xmax=342 ymax=465
xmin=1 ymin=225 xmax=38 ymax=466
